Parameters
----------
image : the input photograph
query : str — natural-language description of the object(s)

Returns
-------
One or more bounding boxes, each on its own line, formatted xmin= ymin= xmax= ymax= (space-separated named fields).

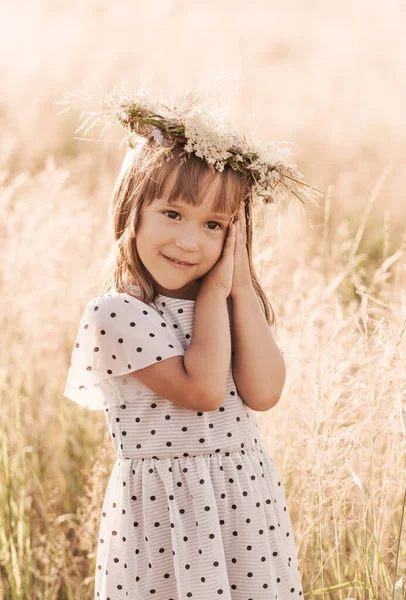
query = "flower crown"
xmin=56 ymin=81 xmax=323 ymax=207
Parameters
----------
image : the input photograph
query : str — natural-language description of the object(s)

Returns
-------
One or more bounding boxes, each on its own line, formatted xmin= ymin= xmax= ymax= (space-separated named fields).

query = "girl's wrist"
xmin=230 ymin=284 xmax=255 ymax=301
xmin=197 ymin=281 xmax=229 ymax=302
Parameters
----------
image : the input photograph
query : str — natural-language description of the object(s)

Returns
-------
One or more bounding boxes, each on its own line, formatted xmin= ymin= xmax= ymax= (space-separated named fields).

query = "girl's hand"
xmin=230 ymin=204 xmax=253 ymax=300
xmin=199 ymin=220 xmax=237 ymax=298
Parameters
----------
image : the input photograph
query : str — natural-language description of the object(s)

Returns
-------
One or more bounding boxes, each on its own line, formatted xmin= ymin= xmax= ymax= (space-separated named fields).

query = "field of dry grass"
xmin=0 ymin=0 xmax=405 ymax=598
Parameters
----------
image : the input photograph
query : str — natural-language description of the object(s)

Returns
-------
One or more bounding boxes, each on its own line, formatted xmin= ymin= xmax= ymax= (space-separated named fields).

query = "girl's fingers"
xmin=227 ymin=222 xmax=236 ymax=247
xmin=239 ymin=208 xmax=246 ymax=244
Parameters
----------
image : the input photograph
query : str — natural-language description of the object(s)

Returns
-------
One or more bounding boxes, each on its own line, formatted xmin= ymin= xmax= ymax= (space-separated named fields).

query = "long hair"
xmin=99 ymin=138 xmax=276 ymax=327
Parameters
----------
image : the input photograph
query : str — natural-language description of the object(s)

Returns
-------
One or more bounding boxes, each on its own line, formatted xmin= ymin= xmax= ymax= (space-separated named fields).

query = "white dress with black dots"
xmin=64 ymin=288 xmax=304 ymax=600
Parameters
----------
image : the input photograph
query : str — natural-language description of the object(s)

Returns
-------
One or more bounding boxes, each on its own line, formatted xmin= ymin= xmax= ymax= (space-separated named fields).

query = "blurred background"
xmin=1 ymin=0 xmax=405 ymax=598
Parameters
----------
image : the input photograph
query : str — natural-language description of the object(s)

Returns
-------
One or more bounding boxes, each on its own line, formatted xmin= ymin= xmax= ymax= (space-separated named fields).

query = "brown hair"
xmin=99 ymin=138 xmax=276 ymax=327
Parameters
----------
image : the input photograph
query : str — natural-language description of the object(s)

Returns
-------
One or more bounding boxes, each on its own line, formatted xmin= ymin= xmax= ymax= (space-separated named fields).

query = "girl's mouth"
xmin=162 ymin=254 xmax=195 ymax=269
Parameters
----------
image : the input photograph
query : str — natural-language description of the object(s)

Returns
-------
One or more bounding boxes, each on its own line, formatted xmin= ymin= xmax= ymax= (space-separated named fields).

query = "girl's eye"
xmin=162 ymin=210 xmax=223 ymax=231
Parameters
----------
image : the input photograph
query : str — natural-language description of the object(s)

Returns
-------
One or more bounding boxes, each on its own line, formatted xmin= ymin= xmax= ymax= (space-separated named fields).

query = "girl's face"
xmin=135 ymin=191 xmax=234 ymax=300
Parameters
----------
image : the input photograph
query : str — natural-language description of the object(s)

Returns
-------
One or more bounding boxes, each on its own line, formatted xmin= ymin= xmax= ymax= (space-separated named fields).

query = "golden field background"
xmin=1 ymin=0 xmax=406 ymax=598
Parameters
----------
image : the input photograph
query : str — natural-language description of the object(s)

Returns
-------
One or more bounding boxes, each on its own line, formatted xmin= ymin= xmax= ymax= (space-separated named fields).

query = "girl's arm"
xmin=131 ymin=285 xmax=231 ymax=412
xmin=184 ymin=284 xmax=232 ymax=408
xmin=231 ymin=285 xmax=286 ymax=411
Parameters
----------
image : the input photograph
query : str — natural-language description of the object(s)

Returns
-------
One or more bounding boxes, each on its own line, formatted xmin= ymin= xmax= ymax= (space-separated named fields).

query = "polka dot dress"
xmin=64 ymin=287 xmax=304 ymax=599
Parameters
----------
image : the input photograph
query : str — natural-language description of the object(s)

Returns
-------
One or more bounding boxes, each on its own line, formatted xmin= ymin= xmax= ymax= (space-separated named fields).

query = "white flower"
xmin=120 ymin=84 xmax=164 ymax=116
xmin=184 ymin=106 xmax=244 ymax=171
xmin=251 ymin=139 xmax=292 ymax=166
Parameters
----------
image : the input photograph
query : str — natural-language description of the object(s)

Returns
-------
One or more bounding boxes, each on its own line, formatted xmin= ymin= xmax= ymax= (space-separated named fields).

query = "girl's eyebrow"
xmin=160 ymin=199 xmax=231 ymax=220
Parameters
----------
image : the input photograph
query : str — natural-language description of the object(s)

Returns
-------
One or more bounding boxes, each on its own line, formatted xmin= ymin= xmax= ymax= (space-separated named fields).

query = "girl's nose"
xmin=175 ymin=228 xmax=200 ymax=249
xmin=175 ymin=238 xmax=198 ymax=250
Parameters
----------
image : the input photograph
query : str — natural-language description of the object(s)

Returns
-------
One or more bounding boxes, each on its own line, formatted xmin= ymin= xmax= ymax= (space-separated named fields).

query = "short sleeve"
xmin=63 ymin=292 xmax=185 ymax=411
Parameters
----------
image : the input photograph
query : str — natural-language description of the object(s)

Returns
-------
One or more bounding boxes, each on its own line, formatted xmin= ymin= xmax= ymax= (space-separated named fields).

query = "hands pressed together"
xmin=200 ymin=203 xmax=253 ymax=300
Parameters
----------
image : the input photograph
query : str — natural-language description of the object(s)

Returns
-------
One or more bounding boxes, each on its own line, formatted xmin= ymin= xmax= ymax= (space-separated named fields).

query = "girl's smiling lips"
xmin=161 ymin=253 xmax=197 ymax=267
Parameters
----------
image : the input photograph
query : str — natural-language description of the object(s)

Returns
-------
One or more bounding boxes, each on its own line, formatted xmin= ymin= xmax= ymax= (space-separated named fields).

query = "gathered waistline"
xmin=115 ymin=441 xmax=263 ymax=462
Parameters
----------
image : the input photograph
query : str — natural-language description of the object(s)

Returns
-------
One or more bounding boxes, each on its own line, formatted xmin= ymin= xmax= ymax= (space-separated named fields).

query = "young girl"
xmin=63 ymin=86 xmax=309 ymax=599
